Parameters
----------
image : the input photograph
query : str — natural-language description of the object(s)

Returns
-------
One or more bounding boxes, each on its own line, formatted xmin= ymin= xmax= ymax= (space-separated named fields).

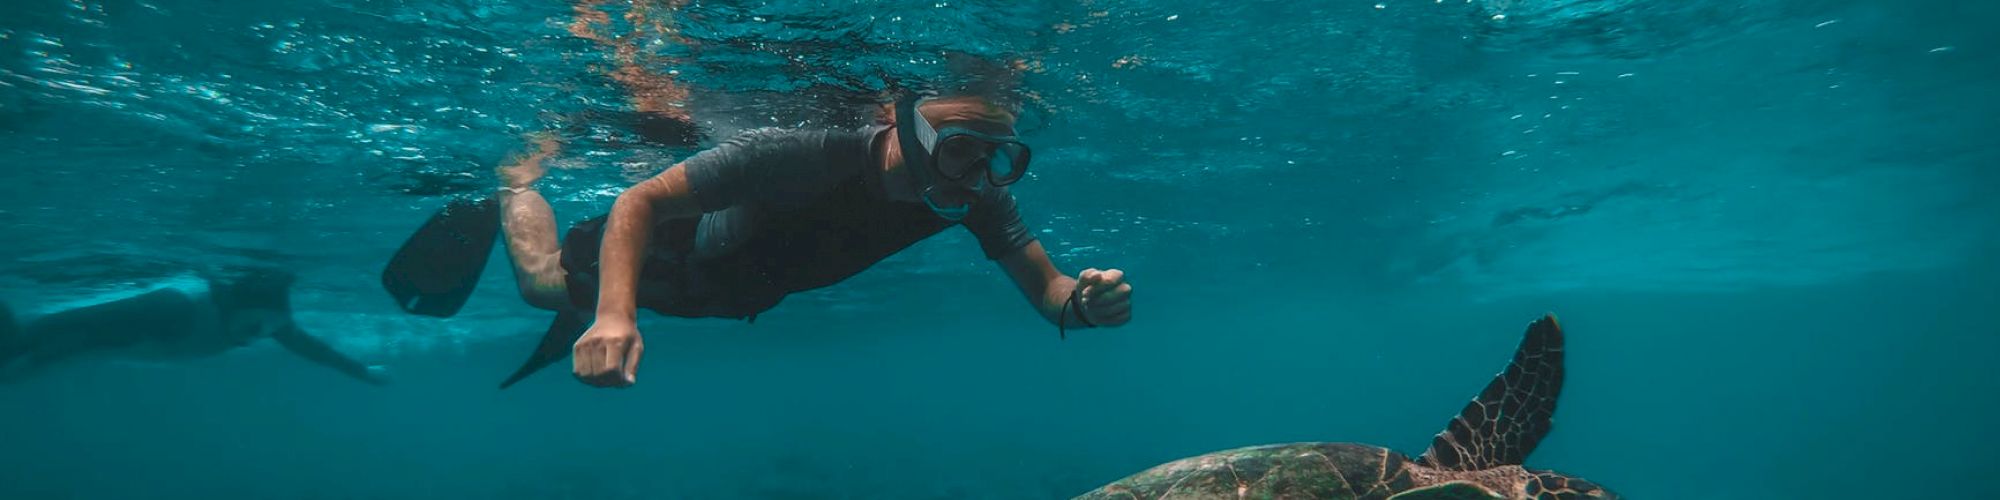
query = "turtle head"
xmin=1521 ymin=471 xmax=1618 ymax=500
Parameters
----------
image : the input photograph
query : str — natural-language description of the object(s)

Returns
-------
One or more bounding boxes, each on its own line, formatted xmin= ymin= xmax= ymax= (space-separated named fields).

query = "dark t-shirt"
xmin=560 ymin=125 xmax=1037 ymax=319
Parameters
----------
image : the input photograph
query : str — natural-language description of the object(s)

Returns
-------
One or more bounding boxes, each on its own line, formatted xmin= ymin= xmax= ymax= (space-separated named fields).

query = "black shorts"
xmin=559 ymin=215 xmax=784 ymax=321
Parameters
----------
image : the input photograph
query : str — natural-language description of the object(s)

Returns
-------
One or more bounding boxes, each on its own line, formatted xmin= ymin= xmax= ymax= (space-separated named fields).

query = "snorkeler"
xmin=0 ymin=267 xmax=390 ymax=386
xmin=383 ymin=86 xmax=1135 ymax=389
xmin=379 ymin=2 xmax=1125 ymax=389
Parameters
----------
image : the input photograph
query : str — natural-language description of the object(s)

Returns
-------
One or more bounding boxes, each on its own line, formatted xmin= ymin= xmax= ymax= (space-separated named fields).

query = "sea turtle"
xmin=1074 ymin=314 xmax=1616 ymax=500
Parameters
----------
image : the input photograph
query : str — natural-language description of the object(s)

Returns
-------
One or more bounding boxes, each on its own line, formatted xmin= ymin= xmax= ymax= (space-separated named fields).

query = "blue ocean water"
xmin=2 ymin=0 xmax=1996 ymax=498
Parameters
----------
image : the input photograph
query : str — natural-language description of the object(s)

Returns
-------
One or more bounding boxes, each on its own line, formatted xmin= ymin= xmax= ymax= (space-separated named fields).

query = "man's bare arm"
xmin=271 ymin=324 xmax=385 ymax=386
xmin=997 ymin=241 xmax=1134 ymax=332
xmin=593 ymin=165 xmax=703 ymax=326
xmin=572 ymin=165 xmax=707 ymax=387
xmin=997 ymin=241 xmax=1082 ymax=327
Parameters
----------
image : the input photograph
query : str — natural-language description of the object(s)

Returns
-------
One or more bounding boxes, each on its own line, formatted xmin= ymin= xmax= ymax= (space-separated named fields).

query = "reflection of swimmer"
xmin=1489 ymin=181 xmax=1666 ymax=228
xmin=0 ymin=268 xmax=389 ymax=386
xmin=562 ymin=0 xmax=704 ymax=147
xmin=383 ymin=87 xmax=1135 ymax=390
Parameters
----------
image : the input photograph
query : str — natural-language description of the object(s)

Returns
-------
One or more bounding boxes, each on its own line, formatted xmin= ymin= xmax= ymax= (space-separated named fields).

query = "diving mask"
xmin=894 ymin=95 xmax=1032 ymax=221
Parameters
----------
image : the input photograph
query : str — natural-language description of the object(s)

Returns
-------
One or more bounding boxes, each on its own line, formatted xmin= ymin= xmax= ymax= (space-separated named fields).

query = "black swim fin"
xmin=498 ymin=309 xmax=590 ymax=389
xmin=381 ymin=195 xmax=502 ymax=318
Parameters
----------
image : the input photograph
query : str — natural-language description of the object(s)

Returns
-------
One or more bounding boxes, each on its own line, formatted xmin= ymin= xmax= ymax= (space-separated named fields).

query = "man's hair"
xmin=933 ymin=50 xmax=1026 ymax=119
xmin=919 ymin=94 xmax=1019 ymax=128
xmin=869 ymin=49 xmax=1030 ymax=128
xmin=870 ymin=51 xmax=1027 ymax=129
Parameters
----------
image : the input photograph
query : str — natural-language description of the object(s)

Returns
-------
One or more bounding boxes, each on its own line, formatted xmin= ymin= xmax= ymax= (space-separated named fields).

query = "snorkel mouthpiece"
xmin=921 ymin=186 xmax=972 ymax=221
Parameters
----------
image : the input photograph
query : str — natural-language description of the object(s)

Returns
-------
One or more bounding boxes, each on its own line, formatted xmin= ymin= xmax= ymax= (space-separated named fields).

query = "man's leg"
xmin=497 ymin=134 xmax=573 ymax=312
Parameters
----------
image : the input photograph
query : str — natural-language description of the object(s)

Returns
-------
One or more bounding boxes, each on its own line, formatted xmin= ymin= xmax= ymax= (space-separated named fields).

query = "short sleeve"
xmin=681 ymin=128 xmax=848 ymax=211
xmin=961 ymin=185 xmax=1039 ymax=260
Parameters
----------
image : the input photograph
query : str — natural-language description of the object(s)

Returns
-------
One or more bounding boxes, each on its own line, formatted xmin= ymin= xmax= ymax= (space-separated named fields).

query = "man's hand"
xmin=1076 ymin=268 xmax=1133 ymax=327
xmin=573 ymin=319 xmax=644 ymax=388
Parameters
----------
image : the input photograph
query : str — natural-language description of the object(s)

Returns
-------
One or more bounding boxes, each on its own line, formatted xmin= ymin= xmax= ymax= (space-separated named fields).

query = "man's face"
xmin=921 ymin=118 xmax=1026 ymax=206
xmin=900 ymin=97 xmax=1027 ymax=220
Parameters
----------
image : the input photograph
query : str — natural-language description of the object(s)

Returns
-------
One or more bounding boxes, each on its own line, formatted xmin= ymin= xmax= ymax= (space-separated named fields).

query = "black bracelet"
xmin=1058 ymin=284 xmax=1095 ymax=340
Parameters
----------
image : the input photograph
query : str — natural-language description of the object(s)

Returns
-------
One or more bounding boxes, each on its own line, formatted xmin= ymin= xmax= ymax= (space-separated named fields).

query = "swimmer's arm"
xmin=596 ymin=165 xmax=704 ymax=325
xmin=600 ymin=130 xmax=809 ymax=324
xmin=270 ymin=324 xmax=386 ymax=386
xmin=997 ymin=241 xmax=1086 ymax=329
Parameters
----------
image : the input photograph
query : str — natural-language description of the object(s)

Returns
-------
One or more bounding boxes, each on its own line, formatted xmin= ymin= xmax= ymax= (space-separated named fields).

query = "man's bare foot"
xmin=498 ymin=133 xmax=563 ymax=190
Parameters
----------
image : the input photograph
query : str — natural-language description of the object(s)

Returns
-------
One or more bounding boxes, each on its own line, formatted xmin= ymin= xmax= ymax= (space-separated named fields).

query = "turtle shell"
xmin=1074 ymin=442 xmax=1418 ymax=500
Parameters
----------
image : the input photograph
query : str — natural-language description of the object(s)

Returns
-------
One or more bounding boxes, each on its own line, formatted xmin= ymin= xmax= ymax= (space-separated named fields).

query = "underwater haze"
xmin=3 ymin=0 xmax=1997 ymax=498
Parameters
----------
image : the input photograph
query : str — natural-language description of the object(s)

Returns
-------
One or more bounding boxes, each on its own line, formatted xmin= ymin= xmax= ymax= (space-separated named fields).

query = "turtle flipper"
xmin=1387 ymin=482 xmax=1505 ymax=500
xmin=1417 ymin=314 xmax=1565 ymax=471
xmin=498 ymin=310 xmax=589 ymax=389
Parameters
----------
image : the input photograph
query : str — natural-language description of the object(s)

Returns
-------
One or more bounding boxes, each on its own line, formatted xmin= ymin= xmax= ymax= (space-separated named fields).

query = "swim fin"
xmin=381 ymin=195 xmax=502 ymax=318
xmin=498 ymin=309 xmax=589 ymax=389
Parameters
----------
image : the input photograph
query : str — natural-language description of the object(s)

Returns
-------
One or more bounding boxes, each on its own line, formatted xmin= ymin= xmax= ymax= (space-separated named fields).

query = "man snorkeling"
xmin=0 ymin=267 xmax=390 ymax=385
xmin=383 ymin=88 xmax=1134 ymax=389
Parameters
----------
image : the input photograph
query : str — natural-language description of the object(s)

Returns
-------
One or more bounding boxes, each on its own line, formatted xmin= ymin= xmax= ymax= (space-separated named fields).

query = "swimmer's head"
xmin=209 ymin=267 xmax=296 ymax=313
xmin=891 ymin=92 xmax=1031 ymax=221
